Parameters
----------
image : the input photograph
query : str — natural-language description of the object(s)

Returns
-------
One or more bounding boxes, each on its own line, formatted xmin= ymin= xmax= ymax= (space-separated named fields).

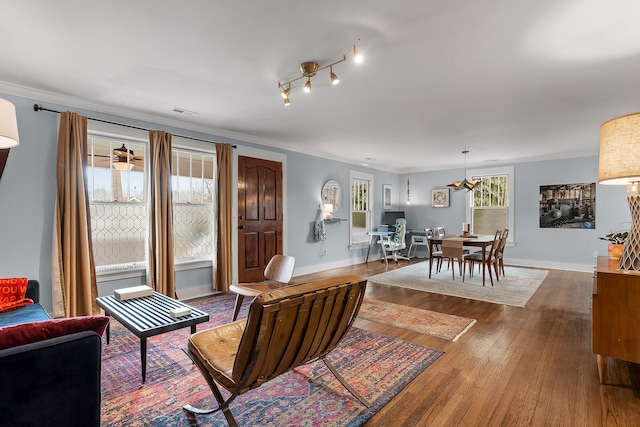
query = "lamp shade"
xmin=598 ymin=112 xmax=640 ymax=185
xmin=113 ymin=161 xmax=134 ymax=171
xmin=0 ymin=98 xmax=19 ymax=149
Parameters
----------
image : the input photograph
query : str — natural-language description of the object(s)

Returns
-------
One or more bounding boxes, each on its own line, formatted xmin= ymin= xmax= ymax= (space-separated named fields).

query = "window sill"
xmin=96 ymin=259 xmax=212 ymax=282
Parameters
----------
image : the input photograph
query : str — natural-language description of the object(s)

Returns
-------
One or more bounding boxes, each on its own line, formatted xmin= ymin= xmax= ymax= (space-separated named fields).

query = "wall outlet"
xmin=593 ymin=251 xmax=598 ymax=258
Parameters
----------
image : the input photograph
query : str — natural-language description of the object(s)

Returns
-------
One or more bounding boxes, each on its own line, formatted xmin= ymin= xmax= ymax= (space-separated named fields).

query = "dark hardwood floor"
xmin=291 ymin=259 xmax=640 ymax=426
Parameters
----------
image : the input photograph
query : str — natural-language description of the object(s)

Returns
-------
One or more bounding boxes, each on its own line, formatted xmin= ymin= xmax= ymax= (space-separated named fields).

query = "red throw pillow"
xmin=0 ymin=316 xmax=109 ymax=350
xmin=0 ymin=277 xmax=33 ymax=313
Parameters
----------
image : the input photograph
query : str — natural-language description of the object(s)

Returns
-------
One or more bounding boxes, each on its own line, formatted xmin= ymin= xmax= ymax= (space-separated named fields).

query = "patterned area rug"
xmin=358 ymin=298 xmax=476 ymax=341
xmin=101 ymin=293 xmax=444 ymax=426
xmin=368 ymin=262 xmax=548 ymax=307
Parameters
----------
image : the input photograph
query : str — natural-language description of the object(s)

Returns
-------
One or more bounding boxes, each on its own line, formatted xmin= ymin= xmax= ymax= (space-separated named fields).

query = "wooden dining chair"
xmin=496 ymin=228 xmax=509 ymax=276
xmin=228 ymin=254 xmax=295 ymax=321
xmin=441 ymin=238 xmax=466 ymax=281
xmin=464 ymin=230 xmax=501 ymax=286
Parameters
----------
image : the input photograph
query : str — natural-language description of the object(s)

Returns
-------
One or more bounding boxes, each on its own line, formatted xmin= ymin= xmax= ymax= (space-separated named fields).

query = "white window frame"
xmin=172 ymin=146 xmax=216 ymax=265
xmin=349 ymin=170 xmax=374 ymax=249
xmin=86 ymin=123 xmax=217 ymax=280
xmin=466 ymin=165 xmax=514 ymax=245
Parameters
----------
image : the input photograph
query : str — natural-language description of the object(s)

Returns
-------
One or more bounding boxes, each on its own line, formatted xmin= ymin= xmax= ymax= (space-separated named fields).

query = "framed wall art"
xmin=431 ymin=188 xmax=450 ymax=208
xmin=539 ymin=182 xmax=595 ymax=229
xmin=383 ymin=184 xmax=392 ymax=209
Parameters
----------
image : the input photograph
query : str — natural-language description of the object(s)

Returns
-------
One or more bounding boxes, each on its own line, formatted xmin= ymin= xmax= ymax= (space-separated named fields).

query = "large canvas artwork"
xmin=539 ymin=182 xmax=595 ymax=229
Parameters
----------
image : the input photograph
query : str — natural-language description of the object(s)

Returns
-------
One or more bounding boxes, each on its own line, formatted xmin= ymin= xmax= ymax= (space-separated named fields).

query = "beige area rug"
xmin=367 ymin=262 xmax=548 ymax=307
xmin=358 ymin=298 xmax=476 ymax=341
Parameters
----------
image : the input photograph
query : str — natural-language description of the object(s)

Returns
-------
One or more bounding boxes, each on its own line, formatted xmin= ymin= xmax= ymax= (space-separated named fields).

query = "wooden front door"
xmin=238 ymin=156 xmax=284 ymax=282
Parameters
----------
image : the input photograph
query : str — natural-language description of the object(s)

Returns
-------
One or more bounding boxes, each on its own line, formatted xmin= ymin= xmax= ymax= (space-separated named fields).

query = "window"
xmin=172 ymin=149 xmax=216 ymax=262
xmin=86 ymin=131 xmax=216 ymax=275
xmin=468 ymin=166 xmax=514 ymax=243
xmin=87 ymin=135 xmax=147 ymax=270
xmin=349 ymin=170 xmax=373 ymax=248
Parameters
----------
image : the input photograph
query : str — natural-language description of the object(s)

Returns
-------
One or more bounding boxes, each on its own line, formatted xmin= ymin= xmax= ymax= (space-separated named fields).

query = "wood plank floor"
xmin=290 ymin=259 xmax=640 ymax=426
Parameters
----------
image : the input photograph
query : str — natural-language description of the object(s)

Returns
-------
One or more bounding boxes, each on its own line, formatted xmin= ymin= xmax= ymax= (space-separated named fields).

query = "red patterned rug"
xmin=101 ymin=293 xmax=444 ymax=426
xmin=358 ymin=298 xmax=476 ymax=341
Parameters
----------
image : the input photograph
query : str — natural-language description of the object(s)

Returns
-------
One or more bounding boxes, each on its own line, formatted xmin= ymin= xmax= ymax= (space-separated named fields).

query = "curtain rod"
xmin=33 ymin=104 xmax=236 ymax=148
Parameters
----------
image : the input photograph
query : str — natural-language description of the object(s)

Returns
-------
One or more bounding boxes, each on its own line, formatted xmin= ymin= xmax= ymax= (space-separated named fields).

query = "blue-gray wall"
xmin=402 ymin=157 xmax=630 ymax=271
xmin=0 ymin=91 xmax=630 ymax=313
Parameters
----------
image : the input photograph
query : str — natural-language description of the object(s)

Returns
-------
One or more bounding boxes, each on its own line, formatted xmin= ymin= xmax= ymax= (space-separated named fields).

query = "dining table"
xmin=427 ymin=234 xmax=495 ymax=286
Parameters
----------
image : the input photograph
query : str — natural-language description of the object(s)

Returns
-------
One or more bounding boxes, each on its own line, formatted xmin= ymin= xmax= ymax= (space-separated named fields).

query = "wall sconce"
xmin=599 ymin=112 xmax=640 ymax=271
xmin=0 ymin=98 xmax=19 ymax=149
xmin=277 ymin=39 xmax=363 ymax=106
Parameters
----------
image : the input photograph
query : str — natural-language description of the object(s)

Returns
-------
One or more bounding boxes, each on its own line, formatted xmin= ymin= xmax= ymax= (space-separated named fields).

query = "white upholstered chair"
xmin=228 ymin=254 xmax=295 ymax=321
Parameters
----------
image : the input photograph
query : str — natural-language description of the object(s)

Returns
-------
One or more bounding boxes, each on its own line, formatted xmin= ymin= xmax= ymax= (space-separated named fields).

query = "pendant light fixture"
xmin=406 ymin=177 xmax=411 ymax=205
xmin=447 ymin=148 xmax=481 ymax=191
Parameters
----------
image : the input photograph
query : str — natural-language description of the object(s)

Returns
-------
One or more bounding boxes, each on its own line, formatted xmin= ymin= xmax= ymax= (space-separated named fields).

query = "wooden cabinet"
xmin=592 ymin=256 xmax=640 ymax=383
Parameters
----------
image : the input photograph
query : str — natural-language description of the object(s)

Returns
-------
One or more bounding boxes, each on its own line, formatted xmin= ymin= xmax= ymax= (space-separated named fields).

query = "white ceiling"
xmin=2 ymin=0 xmax=640 ymax=173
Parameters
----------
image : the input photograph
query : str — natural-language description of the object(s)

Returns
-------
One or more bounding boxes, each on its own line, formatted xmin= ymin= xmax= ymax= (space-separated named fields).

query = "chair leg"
xmin=232 ymin=294 xmax=244 ymax=321
xmin=322 ymin=356 xmax=372 ymax=408
xmin=182 ymin=347 xmax=240 ymax=427
xmin=487 ymin=263 xmax=494 ymax=286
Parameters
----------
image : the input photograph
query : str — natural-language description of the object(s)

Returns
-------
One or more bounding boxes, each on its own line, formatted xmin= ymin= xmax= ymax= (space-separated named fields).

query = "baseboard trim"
xmin=501 ymin=258 xmax=594 ymax=273
xmin=293 ymin=256 xmax=368 ymax=277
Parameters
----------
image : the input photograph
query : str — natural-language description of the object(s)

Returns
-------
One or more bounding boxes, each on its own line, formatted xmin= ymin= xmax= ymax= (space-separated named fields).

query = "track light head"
xmin=330 ymin=66 xmax=339 ymax=85
xmin=353 ymin=45 xmax=363 ymax=64
xmin=283 ymin=97 xmax=291 ymax=106
xmin=281 ymin=87 xmax=291 ymax=99
xmin=304 ymin=78 xmax=312 ymax=93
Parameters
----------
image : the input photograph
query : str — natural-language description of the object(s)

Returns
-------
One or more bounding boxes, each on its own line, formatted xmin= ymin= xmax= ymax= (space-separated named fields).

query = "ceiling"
xmin=2 ymin=0 xmax=640 ymax=173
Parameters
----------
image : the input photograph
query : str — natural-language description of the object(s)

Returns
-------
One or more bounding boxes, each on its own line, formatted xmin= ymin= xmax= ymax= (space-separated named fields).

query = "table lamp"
xmin=598 ymin=112 xmax=640 ymax=271
xmin=0 ymin=98 xmax=20 ymax=149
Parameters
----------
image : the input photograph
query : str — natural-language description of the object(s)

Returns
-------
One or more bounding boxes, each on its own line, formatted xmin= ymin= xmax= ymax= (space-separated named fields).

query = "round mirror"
xmin=321 ymin=179 xmax=341 ymax=213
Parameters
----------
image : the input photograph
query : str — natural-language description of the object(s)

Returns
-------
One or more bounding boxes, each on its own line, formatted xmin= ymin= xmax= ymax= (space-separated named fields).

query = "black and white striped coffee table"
xmin=96 ymin=292 xmax=209 ymax=382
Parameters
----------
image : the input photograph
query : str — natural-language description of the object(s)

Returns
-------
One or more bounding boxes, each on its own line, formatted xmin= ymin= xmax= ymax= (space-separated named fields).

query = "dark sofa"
xmin=0 ymin=280 xmax=104 ymax=427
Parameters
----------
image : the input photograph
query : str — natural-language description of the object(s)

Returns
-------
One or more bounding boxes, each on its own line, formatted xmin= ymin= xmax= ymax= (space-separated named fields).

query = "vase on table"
xmin=608 ymin=244 xmax=625 ymax=259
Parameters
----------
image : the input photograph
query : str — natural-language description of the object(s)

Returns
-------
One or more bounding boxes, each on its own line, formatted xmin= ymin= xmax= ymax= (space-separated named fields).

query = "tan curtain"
xmin=147 ymin=130 xmax=175 ymax=297
xmin=214 ymin=142 xmax=232 ymax=292
xmin=51 ymin=111 xmax=98 ymax=317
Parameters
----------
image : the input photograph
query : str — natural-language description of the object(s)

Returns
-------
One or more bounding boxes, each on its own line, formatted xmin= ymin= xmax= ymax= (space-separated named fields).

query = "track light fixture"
xmin=277 ymin=39 xmax=362 ymax=106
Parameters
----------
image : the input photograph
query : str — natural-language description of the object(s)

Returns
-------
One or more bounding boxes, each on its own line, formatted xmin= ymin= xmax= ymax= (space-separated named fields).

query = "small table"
xmin=96 ymin=292 xmax=209 ymax=382
xmin=428 ymin=234 xmax=495 ymax=286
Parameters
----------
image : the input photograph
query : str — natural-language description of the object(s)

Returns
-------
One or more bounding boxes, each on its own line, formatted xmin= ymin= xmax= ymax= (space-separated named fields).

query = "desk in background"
xmin=364 ymin=230 xmax=392 ymax=263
